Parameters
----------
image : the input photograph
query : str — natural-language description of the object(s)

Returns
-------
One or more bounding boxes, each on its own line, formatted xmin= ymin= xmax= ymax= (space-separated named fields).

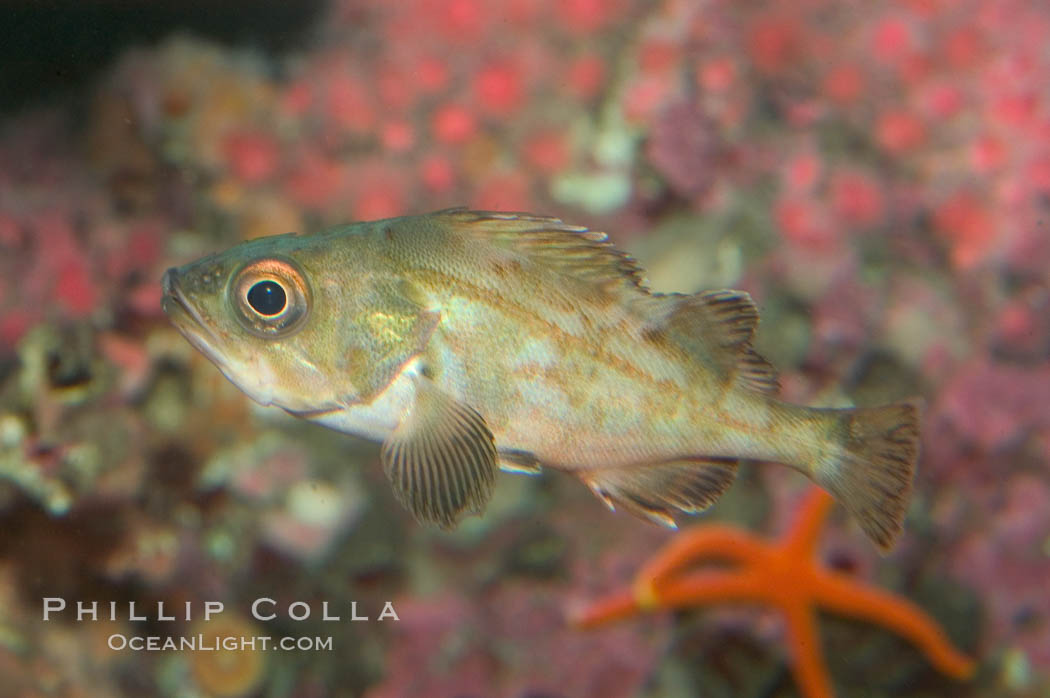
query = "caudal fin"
xmin=815 ymin=400 xmax=921 ymax=551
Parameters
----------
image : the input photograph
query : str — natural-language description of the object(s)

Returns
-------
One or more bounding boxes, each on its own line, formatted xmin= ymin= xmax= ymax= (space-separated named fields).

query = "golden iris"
xmin=231 ymin=258 xmax=310 ymax=338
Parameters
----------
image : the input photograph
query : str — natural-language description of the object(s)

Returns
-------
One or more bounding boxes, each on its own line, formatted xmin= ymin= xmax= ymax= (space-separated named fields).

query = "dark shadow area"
xmin=0 ymin=0 xmax=327 ymax=112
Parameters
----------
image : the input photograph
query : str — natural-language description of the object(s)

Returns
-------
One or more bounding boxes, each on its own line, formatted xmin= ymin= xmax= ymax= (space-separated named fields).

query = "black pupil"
xmin=247 ymin=280 xmax=287 ymax=316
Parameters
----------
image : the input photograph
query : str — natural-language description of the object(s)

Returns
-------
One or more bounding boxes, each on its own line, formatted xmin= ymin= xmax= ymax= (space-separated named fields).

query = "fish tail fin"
xmin=813 ymin=399 xmax=922 ymax=551
xmin=578 ymin=458 xmax=738 ymax=527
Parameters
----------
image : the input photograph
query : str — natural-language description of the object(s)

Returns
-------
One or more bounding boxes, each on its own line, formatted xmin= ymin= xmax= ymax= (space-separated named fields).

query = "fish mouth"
xmin=161 ymin=268 xmax=205 ymax=329
xmin=161 ymin=268 xmax=225 ymax=358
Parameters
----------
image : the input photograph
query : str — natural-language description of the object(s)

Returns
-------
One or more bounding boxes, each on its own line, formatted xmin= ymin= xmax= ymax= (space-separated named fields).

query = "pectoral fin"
xmin=381 ymin=377 xmax=498 ymax=528
xmin=579 ymin=458 xmax=739 ymax=528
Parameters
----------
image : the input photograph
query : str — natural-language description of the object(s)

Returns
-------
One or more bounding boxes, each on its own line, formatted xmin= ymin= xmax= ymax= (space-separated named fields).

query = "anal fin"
xmin=579 ymin=458 xmax=738 ymax=528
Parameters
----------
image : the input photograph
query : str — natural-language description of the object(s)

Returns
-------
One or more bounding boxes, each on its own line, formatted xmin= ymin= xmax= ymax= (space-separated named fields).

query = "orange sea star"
xmin=571 ymin=487 xmax=976 ymax=698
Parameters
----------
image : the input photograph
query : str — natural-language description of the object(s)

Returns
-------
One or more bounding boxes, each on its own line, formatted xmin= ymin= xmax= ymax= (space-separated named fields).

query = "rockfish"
xmin=162 ymin=209 xmax=919 ymax=549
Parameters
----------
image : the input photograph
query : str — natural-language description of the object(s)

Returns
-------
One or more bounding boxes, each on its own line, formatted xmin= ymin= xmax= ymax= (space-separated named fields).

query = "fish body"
xmin=162 ymin=209 xmax=919 ymax=549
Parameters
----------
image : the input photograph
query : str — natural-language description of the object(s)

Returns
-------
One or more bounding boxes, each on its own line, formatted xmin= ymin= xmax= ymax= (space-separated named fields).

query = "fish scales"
xmin=377 ymin=219 xmax=704 ymax=465
xmin=162 ymin=208 xmax=920 ymax=549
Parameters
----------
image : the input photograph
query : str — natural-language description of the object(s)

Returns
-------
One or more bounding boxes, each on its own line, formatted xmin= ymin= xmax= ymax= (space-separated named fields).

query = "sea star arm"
xmin=631 ymin=527 xmax=767 ymax=607
xmin=652 ymin=570 xmax=770 ymax=607
xmin=569 ymin=588 xmax=640 ymax=628
xmin=784 ymin=487 xmax=835 ymax=555
xmin=813 ymin=572 xmax=976 ymax=680
xmin=782 ymin=603 xmax=834 ymax=698
xmin=572 ymin=570 xmax=767 ymax=628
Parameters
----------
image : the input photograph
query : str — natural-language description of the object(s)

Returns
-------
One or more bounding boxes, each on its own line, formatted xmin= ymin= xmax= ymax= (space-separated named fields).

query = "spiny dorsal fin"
xmin=436 ymin=208 xmax=650 ymax=297
xmin=659 ymin=290 xmax=780 ymax=394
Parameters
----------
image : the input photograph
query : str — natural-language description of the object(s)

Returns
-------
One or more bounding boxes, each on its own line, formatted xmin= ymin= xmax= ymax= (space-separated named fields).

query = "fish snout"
xmin=161 ymin=267 xmax=178 ymax=297
xmin=160 ymin=267 xmax=206 ymax=330
xmin=160 ymin=268 xmax=185 ymax=316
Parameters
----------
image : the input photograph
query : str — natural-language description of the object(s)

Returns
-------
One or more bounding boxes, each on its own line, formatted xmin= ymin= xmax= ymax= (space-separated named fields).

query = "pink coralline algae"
xmin=431 ymin=104 xmax=478 ymax=145
xmin=223 ymin=130 xmax=282 ymax=184
xmin=91 ymin=0 xmax=650 ymax=230
xmin=933 ymin=360 xmax=1050 ymax=459
xmin=367 ymin=582 xmax=662 ymax=698
xmin=948 ymin=474 xmax=1050 ymax=668
xmin=933 ymin=191 xmax=996 ymax=270
xmin=0 ymin=151 xmax=172 ymax=346
xmin=646 ymin=101 xmax=722 ymax=200
xmin=828 ymin=170 xmax=885 ymax=229
xmin=630 ymin=0 xmax=1050 ymax=287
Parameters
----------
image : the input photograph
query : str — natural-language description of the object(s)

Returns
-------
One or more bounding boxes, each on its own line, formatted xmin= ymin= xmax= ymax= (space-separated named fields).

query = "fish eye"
xmin=231 ymin=258 xmax=310 ymax=338
xmin=247 ymin=280 xmax=287 ymax=316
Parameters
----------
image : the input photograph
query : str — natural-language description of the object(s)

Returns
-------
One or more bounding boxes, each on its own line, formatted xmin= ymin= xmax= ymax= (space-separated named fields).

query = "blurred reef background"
xmin=0 ymin=0 xmax=1048 ymax=696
